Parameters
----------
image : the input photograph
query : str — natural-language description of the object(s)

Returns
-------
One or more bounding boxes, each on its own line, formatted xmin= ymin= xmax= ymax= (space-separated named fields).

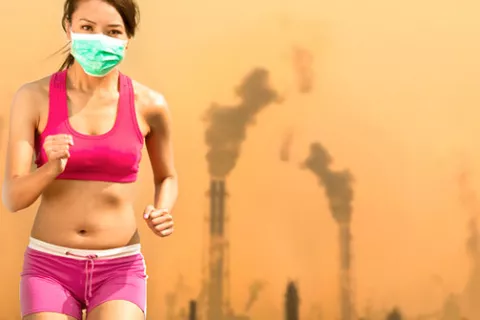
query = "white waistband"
xmin=28 ymin=237 xmax=141 ymax=260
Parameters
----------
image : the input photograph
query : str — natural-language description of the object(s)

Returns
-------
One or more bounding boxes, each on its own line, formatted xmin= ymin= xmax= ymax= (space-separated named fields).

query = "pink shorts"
xmin=20 ymin=237 xmax=147 ymax=319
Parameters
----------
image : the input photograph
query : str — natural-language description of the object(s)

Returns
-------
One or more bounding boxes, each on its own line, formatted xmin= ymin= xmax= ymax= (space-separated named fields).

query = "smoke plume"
xmin=292 ymin=46 xmax=314 ymax=94
xmin=280 ymin=128 xmax=294 ymax=162
xmin=302 ymin=142 xmax=354 ymax=224
xmin=244 ymin=279 xmax=268 ymax=312
xmin=204 ymin=68 xmax=280 ymax=178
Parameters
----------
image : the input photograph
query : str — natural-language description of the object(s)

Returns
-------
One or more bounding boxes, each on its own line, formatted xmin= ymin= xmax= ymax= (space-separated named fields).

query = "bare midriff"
xmin=31 ymin=179 xmax=140 ymax=250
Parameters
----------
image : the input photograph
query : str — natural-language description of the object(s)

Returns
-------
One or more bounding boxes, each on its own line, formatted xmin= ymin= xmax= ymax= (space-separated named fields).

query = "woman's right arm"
xmin=1 ymin=83 xmax=59 ymax=213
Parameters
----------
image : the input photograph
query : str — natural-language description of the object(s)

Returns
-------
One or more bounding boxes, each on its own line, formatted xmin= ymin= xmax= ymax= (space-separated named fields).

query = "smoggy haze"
xmin=1 ymin=0 xmax=480 ymax=319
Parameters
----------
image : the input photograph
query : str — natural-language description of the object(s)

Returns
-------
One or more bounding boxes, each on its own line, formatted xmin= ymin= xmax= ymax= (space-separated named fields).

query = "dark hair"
xmin=59 ymin=0 xmax=140 ymax=71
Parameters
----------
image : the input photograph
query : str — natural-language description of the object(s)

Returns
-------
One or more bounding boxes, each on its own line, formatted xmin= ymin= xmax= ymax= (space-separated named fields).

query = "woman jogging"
xmin=2 ymin=0 xmax=177 ymax=319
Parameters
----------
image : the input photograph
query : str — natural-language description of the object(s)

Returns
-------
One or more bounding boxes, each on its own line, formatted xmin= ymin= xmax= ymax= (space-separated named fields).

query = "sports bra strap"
xmin=48 ymin=70 xmax=69 ymax=129
xmin=116 ymin=73 xmax=143 ymax=141
xmin=115 ymin=73 xmax=134 ymax=129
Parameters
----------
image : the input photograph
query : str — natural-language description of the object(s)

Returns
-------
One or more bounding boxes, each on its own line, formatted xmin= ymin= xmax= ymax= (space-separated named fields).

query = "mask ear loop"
xmin=68 ymin=29 xmax=74 ymax=55
xmin=68 ymin=28 xmax=75 ymax=48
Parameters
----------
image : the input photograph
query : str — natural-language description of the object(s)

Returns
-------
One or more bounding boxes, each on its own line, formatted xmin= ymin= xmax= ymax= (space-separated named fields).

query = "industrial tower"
xmin=285 ymin=281 xmax=299 ymax=320
xmin=339 ymin=222 xmax=354 ymax=320
xmin=206 ymin=179 xmax=230 ymax=320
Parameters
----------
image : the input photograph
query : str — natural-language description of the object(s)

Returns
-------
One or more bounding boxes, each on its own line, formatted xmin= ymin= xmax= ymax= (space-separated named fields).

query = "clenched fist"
xmin=43 ymin=134 xmax=74 ymax=175
xmin=143 ymin=205 xmax=174 ymax=237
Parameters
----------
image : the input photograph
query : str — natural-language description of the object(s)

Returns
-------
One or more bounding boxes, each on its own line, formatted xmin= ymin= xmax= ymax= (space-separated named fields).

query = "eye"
xmin=81 ymin=25 xmax=93 ymax=31
xmin=109 ymin=30 xmax=122 ymax=36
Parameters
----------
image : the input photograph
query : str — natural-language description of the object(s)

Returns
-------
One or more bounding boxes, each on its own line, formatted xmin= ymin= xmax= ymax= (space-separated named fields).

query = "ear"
xmin=125 ymin=39 xmax=130 ymax=50
xmin=65 ymin=20 xmax=72 ymax=41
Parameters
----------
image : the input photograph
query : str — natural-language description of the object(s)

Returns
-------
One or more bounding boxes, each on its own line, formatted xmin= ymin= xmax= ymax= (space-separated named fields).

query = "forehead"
xmin=72 ymin=0 xmax=124 ymax=25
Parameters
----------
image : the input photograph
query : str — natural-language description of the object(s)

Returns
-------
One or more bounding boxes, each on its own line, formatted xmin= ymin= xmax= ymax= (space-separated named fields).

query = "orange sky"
xmin=1 ymin=0 xmax=480 ymax=319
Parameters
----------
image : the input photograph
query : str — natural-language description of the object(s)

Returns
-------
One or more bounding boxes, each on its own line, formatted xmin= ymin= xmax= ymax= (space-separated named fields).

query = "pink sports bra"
xmin=34 ymin=70 xmax=144 ymax=183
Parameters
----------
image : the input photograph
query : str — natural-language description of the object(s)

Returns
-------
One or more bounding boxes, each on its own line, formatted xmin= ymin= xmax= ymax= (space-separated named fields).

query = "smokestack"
xmin=385 ymin=308 xmax=402 ymax=320
xmin=285 ymin=281 xmax=299 ymax=320
xmin=203 ymin=68 xmax=280 ymax=320
xmin=339 ymin=223 xmax=353 ymax=320
xmin=210 ymin=179 xmax=226 ymax=237
xmin=303 ymin=142 xmax=355 ymax=320
xmin=189 ymin=300 xmax=197 ymax=320
xmin=207 ymin=179 xmax=228 ymax=320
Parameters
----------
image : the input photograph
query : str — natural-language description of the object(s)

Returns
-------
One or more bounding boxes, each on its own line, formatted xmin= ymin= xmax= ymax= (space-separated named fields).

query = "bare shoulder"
xmin=14 ymin=75 xmax=50 ymax=101
xmin=131 ymin=80 xmax=170 ymax=126
xmin=10 ymin=75 xmax=50 ymax=121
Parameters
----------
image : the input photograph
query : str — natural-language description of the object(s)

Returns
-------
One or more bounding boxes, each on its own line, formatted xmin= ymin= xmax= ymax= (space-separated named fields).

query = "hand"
xmin=43 ymin=134 xmax=74 ymax=175
xmin=143 ymin=205 xmax=174 ymax=237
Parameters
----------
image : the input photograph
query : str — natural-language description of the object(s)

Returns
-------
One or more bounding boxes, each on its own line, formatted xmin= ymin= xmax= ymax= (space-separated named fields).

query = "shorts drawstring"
xmin=66 ymin=251 xmax=98 ymax=306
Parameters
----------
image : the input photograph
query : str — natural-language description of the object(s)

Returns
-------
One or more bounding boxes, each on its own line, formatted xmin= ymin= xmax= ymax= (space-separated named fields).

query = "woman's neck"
xmin=67 ymin=62 xmax=119 ymax=94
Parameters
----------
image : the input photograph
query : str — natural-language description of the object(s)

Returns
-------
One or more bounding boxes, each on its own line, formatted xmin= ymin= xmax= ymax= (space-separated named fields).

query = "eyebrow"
xmin=79 ymin=18 xmax=123 ymax=28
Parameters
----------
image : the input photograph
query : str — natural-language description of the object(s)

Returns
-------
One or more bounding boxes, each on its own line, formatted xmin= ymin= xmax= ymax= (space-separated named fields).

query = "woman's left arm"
xmin=143 ymin=92 xmax=178 ymax=237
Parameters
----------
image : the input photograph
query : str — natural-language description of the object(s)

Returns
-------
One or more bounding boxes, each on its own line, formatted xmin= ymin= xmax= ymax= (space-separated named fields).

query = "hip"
xmin=20 ymin=237 xmax=147 ymax=313
xmin=21 ymin=237 xmax=147 ymax=284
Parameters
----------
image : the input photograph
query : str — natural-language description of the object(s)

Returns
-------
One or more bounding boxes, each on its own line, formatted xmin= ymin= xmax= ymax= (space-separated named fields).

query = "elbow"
xmin=154 ymin=174 xmax=178 ymax=192
xmin=1 ymin=185 xmax=24 ymax=213
xmin=154 ymin=172 xmax=177 ymax=185
xmin=2 ymin=195 xmax=22 ymax=213
xmin=2 ymin=197 xmax=21 ymax=213
xmin=5 ymin=204 xmax=22 ymax=213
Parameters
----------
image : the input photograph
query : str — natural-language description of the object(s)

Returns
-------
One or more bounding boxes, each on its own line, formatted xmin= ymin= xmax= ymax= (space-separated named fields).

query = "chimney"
xmin=210 ymin=179 xmax=226 ymax=237
xmin=285 ymin=281 xmax=299 ymax=320
xmin=189 ymin=300 xmax=197 ymax=320
xmin=339 ymin=222 xmax=354 ymax=320
xmin=207 ymin=179 xmax=228 ymax=320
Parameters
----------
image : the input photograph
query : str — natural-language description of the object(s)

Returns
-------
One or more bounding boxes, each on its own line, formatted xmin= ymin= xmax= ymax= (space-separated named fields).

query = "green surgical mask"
xmin=70 ymin=31 xmax=127 ymax=77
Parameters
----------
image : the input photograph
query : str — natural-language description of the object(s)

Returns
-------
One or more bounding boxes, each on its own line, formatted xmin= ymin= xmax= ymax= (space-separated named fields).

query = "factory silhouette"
xmin=163 ymin=48 xmax=480 ymax=320
xmin=179 ymin=47 xmax=359 ymax=320
xmin=1 ymin=26 xmax=480 ymax=320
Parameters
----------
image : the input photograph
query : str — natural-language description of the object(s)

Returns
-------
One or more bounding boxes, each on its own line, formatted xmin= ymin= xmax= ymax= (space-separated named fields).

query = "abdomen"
xmin=31 ymin=180 xmax=141 ymax=249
